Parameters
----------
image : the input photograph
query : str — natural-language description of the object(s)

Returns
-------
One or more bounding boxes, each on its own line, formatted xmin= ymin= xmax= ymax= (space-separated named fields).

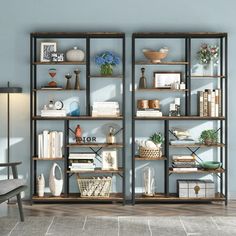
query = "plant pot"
xmin=101 ymin=64 xmax=113 ymax=76
xmin=204 ymin=139 xmax=215 ymax=146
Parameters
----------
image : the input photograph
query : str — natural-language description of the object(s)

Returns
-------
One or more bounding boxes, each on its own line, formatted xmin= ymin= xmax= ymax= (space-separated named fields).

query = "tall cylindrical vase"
xmin=37 ymin=174 xmax=45 ymax=197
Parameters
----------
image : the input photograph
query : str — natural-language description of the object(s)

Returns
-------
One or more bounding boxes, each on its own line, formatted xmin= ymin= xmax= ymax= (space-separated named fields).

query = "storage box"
xmin=177 ymin=179 xmax=215 ymax=198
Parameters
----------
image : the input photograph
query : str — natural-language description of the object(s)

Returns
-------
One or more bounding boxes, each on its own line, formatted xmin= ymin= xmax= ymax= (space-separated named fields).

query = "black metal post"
xmin=164 ymin=120 xmax=169 ymax=196
xmin=187 ymin=37 xmax=191 ymax=115
xmin=7 ymin=82 xmax=10 ymax=181
xmin=86 ymin=37 xmax=90 ymax=116
xmin=30 ymin=34 xmax=33 ymax=204
xmin=64 ymin=120 xmax=69 ymax=196
xmin=224 ymin=34 xmax=228 ymax=205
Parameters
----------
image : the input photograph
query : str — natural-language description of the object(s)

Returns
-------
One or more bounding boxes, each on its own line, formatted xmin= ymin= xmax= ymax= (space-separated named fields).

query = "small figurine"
xmin=74 ymin=69 xmax=81 ymax=90
xmin=106 ymin=126 xmax=116 ymax=144
xmin=139 ymin=68 xmax=147 ymax=89
xmin=75 ymin=125 xmax=82 ymax=143
xmin=65 ymin=73 xmax=72 ymax=90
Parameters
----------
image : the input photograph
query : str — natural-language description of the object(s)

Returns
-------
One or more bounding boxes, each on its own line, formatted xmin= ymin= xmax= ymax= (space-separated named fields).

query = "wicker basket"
xmin=139 ymin=146 xmax=162 ymax=159
xmin=77 ymin=176 xmax=112 ymax=198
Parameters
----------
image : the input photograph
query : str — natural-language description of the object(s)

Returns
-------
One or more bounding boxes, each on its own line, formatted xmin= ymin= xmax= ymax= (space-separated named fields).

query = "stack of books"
xmin=69 ymin=153 xmax=96 ymax=171
xmin=41 ymin=109 xmax=67 ymax=117
xmin=136 ymin=109 xmax=163 ymax=117
xmin=198 ymin=89 xmax=222 ymax=117
xmin=38 ymin=130 xmax=63 ymax=158
xmin=92 ymin=102 xmax=120 ymax=117
xmin=172 ymin=155 xmax=198 ymax=172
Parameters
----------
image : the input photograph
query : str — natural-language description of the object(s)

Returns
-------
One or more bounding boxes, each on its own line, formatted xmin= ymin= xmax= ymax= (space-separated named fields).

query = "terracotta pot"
xmin=137 ymin=100 xmax=149 ymax=109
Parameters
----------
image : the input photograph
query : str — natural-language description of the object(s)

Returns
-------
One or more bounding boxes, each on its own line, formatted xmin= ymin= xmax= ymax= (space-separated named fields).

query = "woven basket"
xmin=139 ymin=146 xmax=162 ymax=159
xmin=77 ymin=176 xmax=112 ymax=198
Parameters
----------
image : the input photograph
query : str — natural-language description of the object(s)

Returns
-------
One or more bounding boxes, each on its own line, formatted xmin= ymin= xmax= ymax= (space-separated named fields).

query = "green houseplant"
xmin=149 ymin=132 xmax=164 ymax=148
xmin=199 ymin=129 xmax=218 ymax=145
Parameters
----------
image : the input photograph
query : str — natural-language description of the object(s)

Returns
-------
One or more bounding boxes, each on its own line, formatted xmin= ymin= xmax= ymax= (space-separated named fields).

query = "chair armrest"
xmin=0 ymin=162 xmax=22 ymax=167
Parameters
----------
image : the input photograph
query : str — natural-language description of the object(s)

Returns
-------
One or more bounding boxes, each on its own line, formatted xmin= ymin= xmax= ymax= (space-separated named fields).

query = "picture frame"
xmin=153 ymin=72 xmax=181 ymax=89
xmin=40 ymin=42 xmax=57 ymax=62
xmin=102 ymin=150 xmax=118 ymax=170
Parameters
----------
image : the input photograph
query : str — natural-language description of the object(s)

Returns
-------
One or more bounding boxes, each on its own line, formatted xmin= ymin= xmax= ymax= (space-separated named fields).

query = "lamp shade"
xmin=0 ymin=87 xmax=22 ymax=93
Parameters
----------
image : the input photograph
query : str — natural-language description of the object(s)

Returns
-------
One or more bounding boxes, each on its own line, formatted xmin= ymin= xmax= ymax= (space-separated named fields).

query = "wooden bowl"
xmin=143 ymin=49 xmax=167 ymax=63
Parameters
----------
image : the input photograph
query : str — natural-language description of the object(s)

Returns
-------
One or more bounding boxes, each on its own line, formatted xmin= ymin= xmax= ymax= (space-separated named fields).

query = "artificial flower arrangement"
xmin=197 ymin=44 xmax=219 ymax=65
xmin=95 ymin=51 xmax=120 ymax=75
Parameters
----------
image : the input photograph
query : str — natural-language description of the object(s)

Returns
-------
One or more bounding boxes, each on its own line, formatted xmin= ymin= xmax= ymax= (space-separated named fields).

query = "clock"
xmin=54 ymin=100 xmax=64 ymax=110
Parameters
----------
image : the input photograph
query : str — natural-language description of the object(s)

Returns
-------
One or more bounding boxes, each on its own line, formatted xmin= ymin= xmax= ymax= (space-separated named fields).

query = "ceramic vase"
xmin=49 ymin=163 xmax=63 ymax=196
xmin=100 ymin=64 xmax=113 ymax=76
xmin=66 ymin=47 xmax=85 ymax=62
xmin=37 ymin=174 xmax=45 ymax=197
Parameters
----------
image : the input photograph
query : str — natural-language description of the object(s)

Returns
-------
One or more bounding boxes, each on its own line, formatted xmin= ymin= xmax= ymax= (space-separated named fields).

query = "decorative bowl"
xmin=201 ymin=161 xmax=222 ymax=169
xmin=143 ymin=49 xmax=167 ymax=63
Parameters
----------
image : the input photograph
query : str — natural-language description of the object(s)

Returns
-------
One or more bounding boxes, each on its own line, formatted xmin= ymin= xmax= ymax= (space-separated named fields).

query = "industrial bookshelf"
xmin=131 ymin=32 xmax=228 ymax=204
xmin=30 ymin=32 xmax=126 ymax=203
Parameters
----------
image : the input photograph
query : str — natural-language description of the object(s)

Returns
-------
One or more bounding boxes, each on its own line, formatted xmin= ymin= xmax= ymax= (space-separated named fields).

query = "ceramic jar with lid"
xmin=66 ymin=47 xmax=85 ymax=62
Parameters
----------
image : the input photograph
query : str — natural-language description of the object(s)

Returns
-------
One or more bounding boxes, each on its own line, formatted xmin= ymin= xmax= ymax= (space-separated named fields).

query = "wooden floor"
xmin=1 ymin=201 xmax=236 ymax=217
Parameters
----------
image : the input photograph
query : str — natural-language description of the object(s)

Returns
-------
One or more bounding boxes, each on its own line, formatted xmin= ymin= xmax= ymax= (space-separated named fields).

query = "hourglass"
xmin=48 ymin=68 xmax=57 ymax=87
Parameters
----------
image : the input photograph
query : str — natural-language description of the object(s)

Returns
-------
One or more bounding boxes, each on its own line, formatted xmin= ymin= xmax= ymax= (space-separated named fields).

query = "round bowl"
xmin=201 ymin=161 xmax=222 ymax=169
xmin=143 ymin=49 xmax=167 ymax=63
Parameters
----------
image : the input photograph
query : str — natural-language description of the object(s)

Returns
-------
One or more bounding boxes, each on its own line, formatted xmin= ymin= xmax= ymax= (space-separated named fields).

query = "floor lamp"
xmin=0 ymin=82 xmax=22 ymax=180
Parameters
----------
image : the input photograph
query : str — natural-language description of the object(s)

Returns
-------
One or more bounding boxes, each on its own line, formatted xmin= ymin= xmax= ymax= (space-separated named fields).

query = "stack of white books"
xmin=41 ymin=109 xmax=67 ymax=117
xmin=92 ymin=102 xmax=120 ymax=117
xmin=136 ymin=109 xmax=162 ymax=117
xmin=69 ymin=153 xmax=96 ymax=171
xmin=38 ymin=130 xmax=63 ymax=158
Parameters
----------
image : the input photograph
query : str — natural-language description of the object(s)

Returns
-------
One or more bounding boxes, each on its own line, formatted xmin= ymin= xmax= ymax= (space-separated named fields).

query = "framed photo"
xmin=40 ymin=42 xmax=57 ymax=62
xmin=102 ymin=150 xmax=118 ymax=170
xmin=153 ymin=72 xmax=181 ymax=89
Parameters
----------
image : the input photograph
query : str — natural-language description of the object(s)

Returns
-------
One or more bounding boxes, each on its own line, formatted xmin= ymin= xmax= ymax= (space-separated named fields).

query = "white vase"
xmin=66 ymin=47 xmax=85 ymax=62
xmin=37 ymin=174 xmax=45 ymax=197
xmin=49 ymin=163 xmax=63 ymax=196
xmin=210 ymin=60 xmax=218 ymax=76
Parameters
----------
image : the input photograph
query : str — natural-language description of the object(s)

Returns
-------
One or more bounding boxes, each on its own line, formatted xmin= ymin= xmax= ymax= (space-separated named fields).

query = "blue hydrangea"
xmin=95 ymin=56 xmax=105 ymax=65
xmin=113 ymin=56 xmax=120 ymax=65
xmin=105 ymin=54 xmax=113 ymax=64
xmin=95 ymin=51 xmax=120 ymax=66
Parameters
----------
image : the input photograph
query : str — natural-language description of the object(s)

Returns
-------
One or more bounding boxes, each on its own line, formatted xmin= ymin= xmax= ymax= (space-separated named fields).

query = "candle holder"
xmin=74 ymin=69 xmax=81 ymax=90
xmin=65 ymin=73 xmax=72 ymax=90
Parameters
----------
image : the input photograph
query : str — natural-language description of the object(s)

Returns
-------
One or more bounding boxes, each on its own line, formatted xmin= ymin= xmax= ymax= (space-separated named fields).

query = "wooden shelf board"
xmin=190 ymin=75 xmax=226 ymax=78
xmin=89 ymin=75 xmax=123 ymax=79
xmin=134 ymin=116 xmax=225 ymax=120
xmin=135 ymin=155 xmax=167 ymax=161
xmin=32 ymin=157 xmax=64 ymax=161
xmin=136 ymin=88 xmax=188 ymax=92
xmin=135 ymin=193 xmax=225 ymax=202
xmin=169 ymin=167 xmax=225 ymax=174
xmin=32 ymin=61 xmax=86 ymax=65
xmin=67 ymin=168 xmax=123 ymax=174
xmin=32 ymin=116 xmax=123 ymax=120
xmin=33 ymin=88 xmax=86 ymax=91
xmin=32 ymin=193 xmax=123 ymax=202
xmin=67 ymin=143 xmax=123 ymax=148
xmin=170 ymin=143 xmax=225 ymax=148
xmin=135 ymin=61 xmax=188 ymax=65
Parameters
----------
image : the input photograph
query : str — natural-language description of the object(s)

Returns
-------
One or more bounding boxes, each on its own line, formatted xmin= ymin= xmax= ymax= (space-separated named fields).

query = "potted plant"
xmin=199 ymin=129 xmax=218 ymax=145
xmin=149 ymin=132 xmax=164 ymax=148
xmin=95 ymin=51 xmax=120 ymax=76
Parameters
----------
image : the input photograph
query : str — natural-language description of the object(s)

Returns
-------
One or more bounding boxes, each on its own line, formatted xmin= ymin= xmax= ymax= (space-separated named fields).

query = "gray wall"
xmin=0 ymin=0 xmax=235 ymax=199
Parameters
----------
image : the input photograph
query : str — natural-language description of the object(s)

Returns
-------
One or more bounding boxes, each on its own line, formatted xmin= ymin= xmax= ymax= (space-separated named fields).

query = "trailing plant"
xmin=199 ymin=129 xmax=218 ymax=145
xmin=149 ymin=132 xmax=164 ymax=145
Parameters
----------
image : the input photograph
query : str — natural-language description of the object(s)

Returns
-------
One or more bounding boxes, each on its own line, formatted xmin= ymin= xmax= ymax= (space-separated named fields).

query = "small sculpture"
xmin=48 ymin=68 xmax=57 ymax=87
xmin=106 ymin=126 xmax=116 ymax=144
xmin=74 ymin=69 xmax=81 ymax=90
xmin=65 ymin=73 xmax=72 ymax=90
xmin=37 ymin=174 xmax=45 ymax=197
xmin=139 ymin=68 xmax=147 ymax=89
xmin=49 ymin=163 xmax=63 ymax=197
xmin=75 ymin=125 xmax=82 ymax=143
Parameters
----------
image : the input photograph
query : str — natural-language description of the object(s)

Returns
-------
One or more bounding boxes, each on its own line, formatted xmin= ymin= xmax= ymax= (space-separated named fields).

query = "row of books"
xmin=69 ymin=153 xmax=96 ymax=171
xmin=92 ymin=102 xmax=120 ymax=117
xmin=198 ymin=89 xmax=222 ymax=117
xmin=38 ymin=131 xmax=63 ymax=158
xmin=136 ymin=109 xmax=163 ymax=117
xmin=171 ymin=155 xmax=198 ymax=172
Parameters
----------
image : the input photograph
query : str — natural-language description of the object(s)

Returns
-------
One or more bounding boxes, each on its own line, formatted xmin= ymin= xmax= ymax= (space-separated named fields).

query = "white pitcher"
xmin=37 ymin=173 xmax=45 ymax=197
xmin=49 ymin=163 xmax=63 ymax=196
